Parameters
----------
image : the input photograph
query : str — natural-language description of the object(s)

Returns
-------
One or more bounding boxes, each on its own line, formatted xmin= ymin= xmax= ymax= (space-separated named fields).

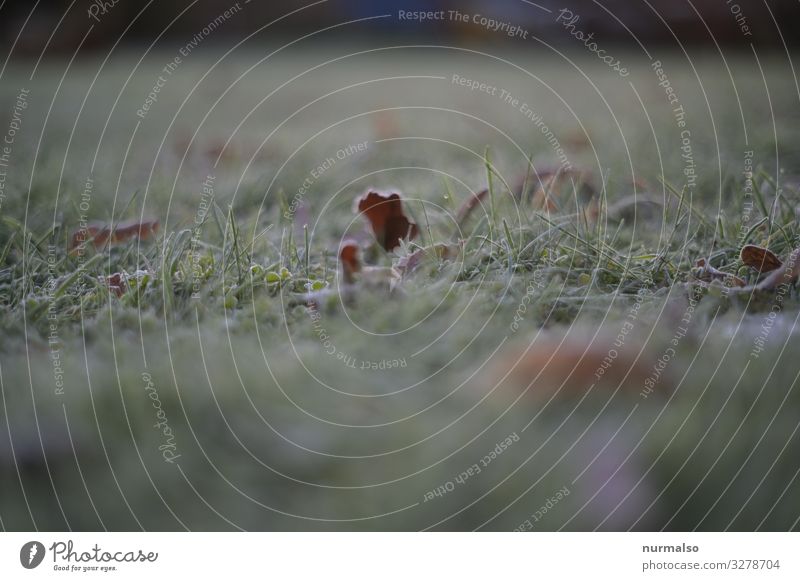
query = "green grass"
xmin=1 ymin=48 xmax=800 ymax=530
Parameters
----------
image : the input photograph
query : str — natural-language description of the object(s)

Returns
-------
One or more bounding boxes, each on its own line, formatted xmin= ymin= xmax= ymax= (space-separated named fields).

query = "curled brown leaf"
xmin=339 ymin=240 xmax=361 ymax=284
xmin=70 ymin=219 xmax=159 ymax=253
xmin=355 ymin=191 xmax=418 ymax=252
xmin=740 ymin=244 xmax=782 ymax=274
xmin=104 ymin=272 xmax=126 ymax=297
xmin=755 ymin=246 xmax=800 ymax=290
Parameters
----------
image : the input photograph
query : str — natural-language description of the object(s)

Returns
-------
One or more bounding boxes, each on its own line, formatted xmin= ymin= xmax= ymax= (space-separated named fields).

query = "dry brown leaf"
xmin=529 ymin=169 xmax=596 ymax=212
xmin=70 ymin=223 xmax=106 ymax=251
xmin=70 ymin=219 xmax=159 ymax=252
xmin=339 ymin=241 xmax=361 ymax=284
xmin=530 ymin=175 xmax=560 ymax=211
xmin=104 ymin=272 xmax=126 ymax=297
xmin=488 ymin=333 xmax=669 ymax=398
xmin=755 ymin=246 xmax=800 ymax=290
xmin=355 ymin=191 xmax=418 ymax=252
xmin=563 ymin=129 xmax=591 ymax=151
xmin=740 ymin=244 xmax=782 ymax=274
xmin=694 ymin=258 xmax=746 ymax=288
xmin=111 ymin=219 xmax=159 ymax=243
xmin=606 ymin=194 xmax=665 ymax=223
xmin=174 ymin=134 xmax=240 ymax=163
xmin=203 ymin=140 xmax=238 ymax=163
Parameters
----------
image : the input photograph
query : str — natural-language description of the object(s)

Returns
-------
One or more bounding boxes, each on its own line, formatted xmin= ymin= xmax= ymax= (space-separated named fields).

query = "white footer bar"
xmin=1 ymin=532 xmax=797 ymax=579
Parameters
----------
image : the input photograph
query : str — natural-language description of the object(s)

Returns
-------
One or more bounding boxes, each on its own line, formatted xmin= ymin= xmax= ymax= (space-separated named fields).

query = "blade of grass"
xmin=659 ymin=177 xmax=713 ymax=231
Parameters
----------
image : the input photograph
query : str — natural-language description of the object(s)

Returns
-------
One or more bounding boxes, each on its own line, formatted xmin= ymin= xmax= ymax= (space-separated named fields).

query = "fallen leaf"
xmin=694 ymin=258 xmax=746 ymax=288
xmin=563 ymin=129 xmax=591 ymax=151
xmin=529 ymin=169 xmax=595 ymax=212
xmin=70 ymin=224 xmax=106 ymax=251
xmin=112 ymin=219 xmax=159 ymax=243
xmin=355 ymin=191 xmax=418 ymax=252
xmin=740 ymin=244 xmax=782 ymax=274
xmin=70 ymin=219 xmax=159 ymax=252
xmin=104 ymin=272 xmax=126 ymax=297
xmin=488 ymin=331 xmax=669 ymax=397
xmin=531 ymin=176 xmax=560 ymax=211
xmin=339 ymin=240 xmax=361 ymax=284
xmin=203 ymin=140 xmax=238 ymax=163
xmin=755 ymin=246 xmax=800 ymax=290
xmin=605 ymin=194 xmax=665 ymax=223
xmin=727 ymin=246 xmax=800 ymax=294
xmin=174 ymin=134 xmax=240 ymax=163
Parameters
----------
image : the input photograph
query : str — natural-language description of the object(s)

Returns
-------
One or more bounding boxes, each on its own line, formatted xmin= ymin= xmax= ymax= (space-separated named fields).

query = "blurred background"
xmin=3 ymin=0 xmax=800 ymax=55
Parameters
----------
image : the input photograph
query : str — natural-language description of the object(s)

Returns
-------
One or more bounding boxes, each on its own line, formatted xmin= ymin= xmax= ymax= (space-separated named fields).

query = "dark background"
xmin=2 ymin=0 xmax=799 ymax=56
